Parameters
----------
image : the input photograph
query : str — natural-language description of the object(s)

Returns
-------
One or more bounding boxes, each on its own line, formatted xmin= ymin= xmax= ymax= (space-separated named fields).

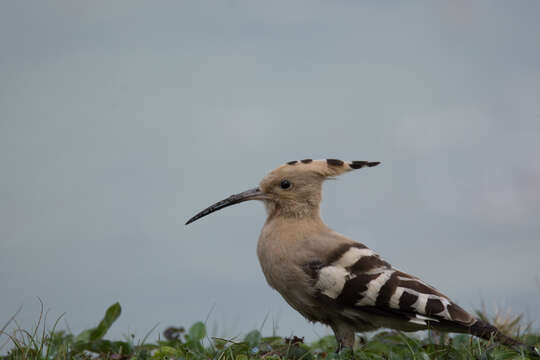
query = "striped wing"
xmin=313 ymin=244 xmax=475 ymax=330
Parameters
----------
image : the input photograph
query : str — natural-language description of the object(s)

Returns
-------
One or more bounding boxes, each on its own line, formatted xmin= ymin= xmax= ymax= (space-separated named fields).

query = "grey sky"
xmin=1 ymin=1 xmax=539 ymax=344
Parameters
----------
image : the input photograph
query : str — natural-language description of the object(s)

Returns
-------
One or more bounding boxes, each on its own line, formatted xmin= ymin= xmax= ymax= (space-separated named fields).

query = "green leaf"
xmin=151 ymin=345 xmax=181 ymax=360
xmin=75 ymin=302 xmax=122 ymax=343
xmin=244 ymin=330 xmax=262 ymax=348
xmin=285 ymin=344 xmax=311 ymax=360
xmin=75 ymin=329 xmax=93 ymax=344
xmin=91 ymin=302 xmax=122 ymax=341
xmin=185 ymin=321 xmax=206 ymax=353
xmin=188 ymin=322 xmax=206 ymax=343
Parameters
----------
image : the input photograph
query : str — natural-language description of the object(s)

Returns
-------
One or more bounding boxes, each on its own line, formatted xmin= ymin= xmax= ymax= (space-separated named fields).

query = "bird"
xmin=186 ymin=158 xmax=539 ymax=356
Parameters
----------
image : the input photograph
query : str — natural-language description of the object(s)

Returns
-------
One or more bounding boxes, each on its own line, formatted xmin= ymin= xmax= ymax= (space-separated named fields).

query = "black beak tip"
xmin=184 ymin=187 xmax=261 ymax=227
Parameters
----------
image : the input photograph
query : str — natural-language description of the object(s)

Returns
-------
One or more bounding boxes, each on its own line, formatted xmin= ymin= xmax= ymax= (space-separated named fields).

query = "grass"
xmin=1 ymin=302 xmax=539 ymax=360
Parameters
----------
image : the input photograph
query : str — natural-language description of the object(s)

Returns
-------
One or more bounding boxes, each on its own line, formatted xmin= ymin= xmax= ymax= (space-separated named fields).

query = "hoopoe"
xmin=186 ymin=159 xmax=538 ymax=355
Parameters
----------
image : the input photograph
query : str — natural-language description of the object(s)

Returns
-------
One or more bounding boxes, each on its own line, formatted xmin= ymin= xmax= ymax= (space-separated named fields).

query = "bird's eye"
xmin=280 ymin=179 xmax=291 ymax=190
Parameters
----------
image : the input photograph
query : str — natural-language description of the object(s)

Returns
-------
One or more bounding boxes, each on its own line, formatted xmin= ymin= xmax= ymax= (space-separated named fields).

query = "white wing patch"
xmin=393 ymin=277 xmax=454 ymax=321
xmin=389 ymin=286 xmax=405 ymax=309
xmin=356 ymin=270 xmax=394 ymax=306
xmin=415 ymin=293 xmax=429 ymax=314
xmin=332 ymin=247 xmax=374 ymax=267
xmin=316 ymin=266 xmax=356 ymax=299
xmin=315 ymin=247 xmax=375 ymax=299
xmin=409 ymin=314 xmax=439 ymax=325
xmin=390 ymin=285 xmax=453 ymax=323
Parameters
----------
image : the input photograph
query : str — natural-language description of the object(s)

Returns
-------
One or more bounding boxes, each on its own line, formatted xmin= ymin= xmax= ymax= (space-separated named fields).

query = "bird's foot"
xmin=335 ymin=344 xmax=354 ymax=357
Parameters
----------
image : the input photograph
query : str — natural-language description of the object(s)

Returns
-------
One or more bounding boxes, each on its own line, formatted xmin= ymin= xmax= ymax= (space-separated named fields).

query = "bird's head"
xmin=185 ymin=159 xmax=380 ymax=225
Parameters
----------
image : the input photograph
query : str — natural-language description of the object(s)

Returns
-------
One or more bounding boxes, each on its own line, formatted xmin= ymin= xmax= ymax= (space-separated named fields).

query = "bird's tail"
xmin=470 ymin=320 xmax=540 ymax=358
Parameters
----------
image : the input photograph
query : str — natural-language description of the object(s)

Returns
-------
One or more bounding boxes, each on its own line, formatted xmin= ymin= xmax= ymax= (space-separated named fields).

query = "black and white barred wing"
xmin=314 ymin=244 xmax=475 ymax=330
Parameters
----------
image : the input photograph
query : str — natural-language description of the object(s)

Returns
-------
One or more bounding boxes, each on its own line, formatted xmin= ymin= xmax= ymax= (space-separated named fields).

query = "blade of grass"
xmin=31 ymin=297 xmax=44 ymax=349
xmin=397 ymin=331 xmax=417 ymax=360
xmin=140 ymin=322 xmax=160 ymax=346
xmin=45 ymin=312 xmax=65 ymax=360
xmin=0 ymin=304 xmax=23 ymax=353
xmin=0 ymin=304 xmax=23 ymax=337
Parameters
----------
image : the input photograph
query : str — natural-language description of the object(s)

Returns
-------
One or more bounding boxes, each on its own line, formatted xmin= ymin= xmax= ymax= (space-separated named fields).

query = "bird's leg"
xmin=331 ymin=323 xmax=355 ymax=354
xmin=335 ymin=342 xmax=344 ymax=354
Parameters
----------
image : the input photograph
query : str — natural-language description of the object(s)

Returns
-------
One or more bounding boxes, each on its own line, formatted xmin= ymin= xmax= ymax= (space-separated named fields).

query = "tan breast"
xmin=256 ymin=217 xmax=354 ymax=318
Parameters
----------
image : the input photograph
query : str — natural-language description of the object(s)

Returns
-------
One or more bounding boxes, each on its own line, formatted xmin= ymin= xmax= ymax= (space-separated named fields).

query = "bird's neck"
xmin=264 ymin=200 xmax=322 ymax=222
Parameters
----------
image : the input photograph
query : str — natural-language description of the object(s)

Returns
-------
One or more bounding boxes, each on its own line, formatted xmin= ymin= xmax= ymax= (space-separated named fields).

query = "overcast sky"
xmin=1 ymin=1 xmax=540 ymax=346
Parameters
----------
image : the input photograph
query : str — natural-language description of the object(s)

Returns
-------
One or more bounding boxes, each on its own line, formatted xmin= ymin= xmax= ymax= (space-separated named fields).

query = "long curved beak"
xmin=185 ymin=187 xmax=265 ymax=225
